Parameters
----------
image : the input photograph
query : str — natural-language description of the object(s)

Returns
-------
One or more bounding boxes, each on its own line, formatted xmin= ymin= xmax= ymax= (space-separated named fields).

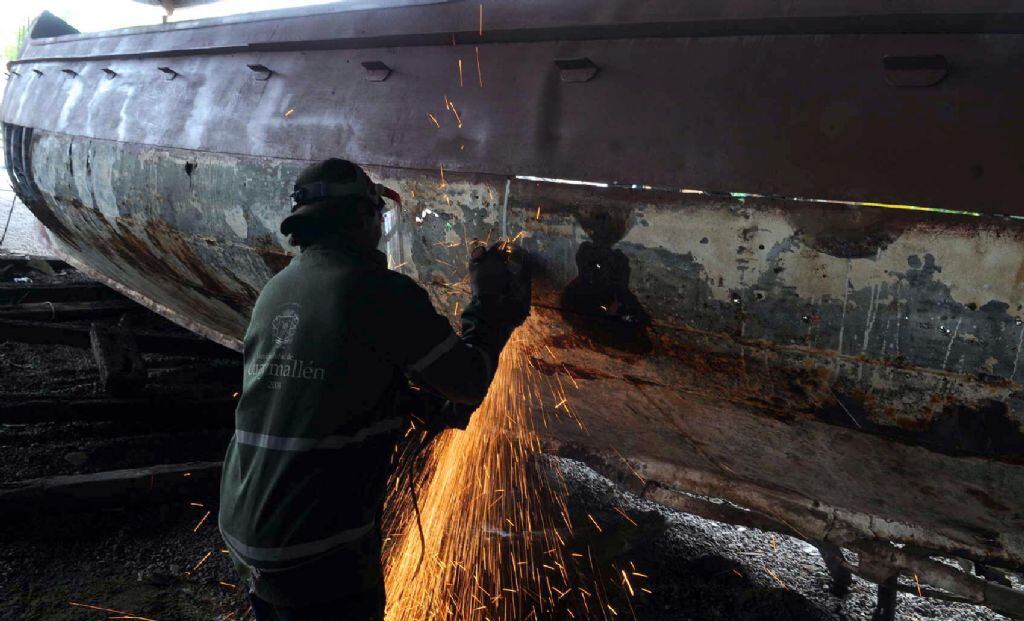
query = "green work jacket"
xmin=218 ymin=243 xmax=509 ymax=605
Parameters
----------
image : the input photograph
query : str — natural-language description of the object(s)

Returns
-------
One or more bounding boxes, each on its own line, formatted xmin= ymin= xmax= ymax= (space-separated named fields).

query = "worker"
xmin=218 ymin=158 xmax=531 ymax=620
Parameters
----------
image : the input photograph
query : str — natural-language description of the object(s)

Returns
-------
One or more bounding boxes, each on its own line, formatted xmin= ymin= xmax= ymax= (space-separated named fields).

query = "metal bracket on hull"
xmin=883 ymin=54 xmax=948 ymax=87
xmin=157 ymin=66 xmax=179 ymax=80
xmin=554 ymin=57 xmax=598 ymax=83
xmin=246 ymin=63 xmax=273 ymax=81
xmin=360 ymin=60 xmax=391 ymax=82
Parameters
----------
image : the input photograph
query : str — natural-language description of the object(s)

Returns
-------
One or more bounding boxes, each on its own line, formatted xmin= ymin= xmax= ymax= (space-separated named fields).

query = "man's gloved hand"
xmin=504 ymin=246 xmax=531 ymax=326
xmin=430 ymin=401 xmax=473 ymax=432
xmin=469 ymin=243 xmax=531 ymax=327
xmin=469 ymin=243 xmax=509 ymax=297
xmin=397 ymin=384 xmax=473 ymax=435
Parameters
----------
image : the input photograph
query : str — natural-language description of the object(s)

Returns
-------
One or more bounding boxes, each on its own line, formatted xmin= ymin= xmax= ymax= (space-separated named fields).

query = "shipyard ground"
xmin=0 ymin=221 xmax=1013 ymax=620
xmin=0 ymin=275 xmax=1009 ymax=621
xmin=0 ymin=455 xmax=1012 ymax=621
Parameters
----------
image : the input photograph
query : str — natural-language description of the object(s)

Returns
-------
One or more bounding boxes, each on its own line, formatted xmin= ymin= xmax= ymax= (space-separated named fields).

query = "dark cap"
xmin=280 ymin=158 xmax=381 ymax=237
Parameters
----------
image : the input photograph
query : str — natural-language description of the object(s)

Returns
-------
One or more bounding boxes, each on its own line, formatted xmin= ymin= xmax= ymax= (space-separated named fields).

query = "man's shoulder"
xmin=376 ymin=268 xmax=430 ymax=302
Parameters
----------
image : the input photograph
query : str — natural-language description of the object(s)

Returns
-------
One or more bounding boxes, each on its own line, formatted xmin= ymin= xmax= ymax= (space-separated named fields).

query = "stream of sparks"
xmin=383 ymin=322 xmax=629 ymax=620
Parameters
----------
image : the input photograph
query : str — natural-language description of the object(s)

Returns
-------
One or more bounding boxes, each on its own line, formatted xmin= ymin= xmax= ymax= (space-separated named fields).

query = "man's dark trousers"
xmin=248 ymin=587 xmax=384 ymax=621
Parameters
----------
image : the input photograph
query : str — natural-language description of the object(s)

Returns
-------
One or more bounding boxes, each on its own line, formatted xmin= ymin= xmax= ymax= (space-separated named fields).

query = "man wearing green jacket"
xmin=219 ymin=158 xmax=530 ymax=620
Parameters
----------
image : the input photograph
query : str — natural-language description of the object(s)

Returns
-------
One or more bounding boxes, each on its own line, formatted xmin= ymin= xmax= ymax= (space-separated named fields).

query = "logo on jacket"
xmin=271 ymin=304 xmax=301 ymax=345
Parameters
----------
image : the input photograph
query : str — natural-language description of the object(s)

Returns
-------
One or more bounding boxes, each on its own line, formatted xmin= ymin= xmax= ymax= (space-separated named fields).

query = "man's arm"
xmin=383 ymin=246 xmax=530 ymax=420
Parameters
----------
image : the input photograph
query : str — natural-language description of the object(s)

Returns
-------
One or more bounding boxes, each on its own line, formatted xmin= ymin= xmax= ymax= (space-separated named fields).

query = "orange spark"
xmin=428 ymin=113 xmax=441 ymax=128
xmin=458 ymin=59 xmax=464 ymax=87
xmin=219 ymin=581 xmax=237 ymax=590
xmin=284 ymin=108 xmax=294 ymax=117
xmin=68 ymin=602 xmax=157 ymax=621
xmin=381 ymin=322 xmax=640 ymax=620
xmin=765 ymin=567 xmax=787 ymax=589
xmin=479 ymin=3 xmax=483 ymax=37
xmin=613 ymin=506 xmax=638 ymax=526
xmin=192 ymin=510 xmax=211 ymax=533
xmin=439 ymin=165 xmax=447 ymax=188
xmin=535 ymin=206 xmax=541 ymax=220
xmin=448 ymin=100 xmax=463 ymax=128
xmin=913 ymin=573 xmax=923 ymax=597
xmin=475 ymin=46 xmax=483 ymax=87
xmin=620 ymin=570 xmax=634 ymax=596
xmin=562 ymin=364 xmax=580 ymax=389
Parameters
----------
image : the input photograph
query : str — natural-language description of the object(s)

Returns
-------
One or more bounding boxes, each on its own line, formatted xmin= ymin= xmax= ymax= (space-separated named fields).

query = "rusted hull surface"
xmin=7 ymin=128 xmax=1023 ymax=576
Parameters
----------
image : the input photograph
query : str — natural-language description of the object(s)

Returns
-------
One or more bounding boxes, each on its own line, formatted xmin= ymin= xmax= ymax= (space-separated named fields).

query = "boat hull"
xmin=4 ymin=2 xmax=1024 ymax=611
xmin=10 ymin=126 xmax=1024 ymax=565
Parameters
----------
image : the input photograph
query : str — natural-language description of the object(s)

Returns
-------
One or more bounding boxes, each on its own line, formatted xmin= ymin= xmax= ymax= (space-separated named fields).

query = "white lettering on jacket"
xmin=246 ymin=356 xmax=326 ymax=381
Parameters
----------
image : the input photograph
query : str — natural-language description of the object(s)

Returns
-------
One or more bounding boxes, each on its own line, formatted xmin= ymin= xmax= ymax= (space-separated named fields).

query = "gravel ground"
xmin=0 ymin=266 xmax=1017 ymax=620
xmin=0 ymin=484 xmax=248 ymax=621
xmin=0 ymin=455 xmax=1015 ymax=621
xmin=555 ymin=457 xmax=1014 ymax=621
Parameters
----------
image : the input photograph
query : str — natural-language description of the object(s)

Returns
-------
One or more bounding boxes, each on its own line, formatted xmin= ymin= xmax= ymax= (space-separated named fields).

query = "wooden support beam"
xmin=89 ymin=322 xmax=147 ymax=396
xmin=547 ymin=441 xmax=1024 ymax=618
xmin=0 ymin=318 xmax=238 ymax=358
xmin=0 ymin=461 xmax=222 ymax=519
xmin=0 ymin=255 xmax=69 ymax=272
xmin=0 ymin=299 xmax=139 ymax=320
xmin=0 ymin=396 xmax=237 ymax=424
xmin=851 ymin=540 xmax=1024 ymax=619
xmin=0 ymin=281 xmax=123 ymax=304
xmin=642 ymin=482 xmax=798 ymax=538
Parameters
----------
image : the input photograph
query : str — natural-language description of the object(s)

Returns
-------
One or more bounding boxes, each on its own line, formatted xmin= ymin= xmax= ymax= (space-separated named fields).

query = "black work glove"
xmin=468 ymin=243 xmax=532 ymax=327
xmin=396 ymin=383 xmax=473 ymax=434
xmin=504 ymin=246 xmax=531 ymax=326
xmin=469 ymin=243 xmax=510 ymax=297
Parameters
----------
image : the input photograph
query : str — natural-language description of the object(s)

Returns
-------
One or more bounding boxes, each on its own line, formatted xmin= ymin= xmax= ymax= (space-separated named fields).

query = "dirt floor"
xmin=0 ymin=262 xmax=1014 ymax=621
xmin=0 ymin=457 xmax=1013 ymax=621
